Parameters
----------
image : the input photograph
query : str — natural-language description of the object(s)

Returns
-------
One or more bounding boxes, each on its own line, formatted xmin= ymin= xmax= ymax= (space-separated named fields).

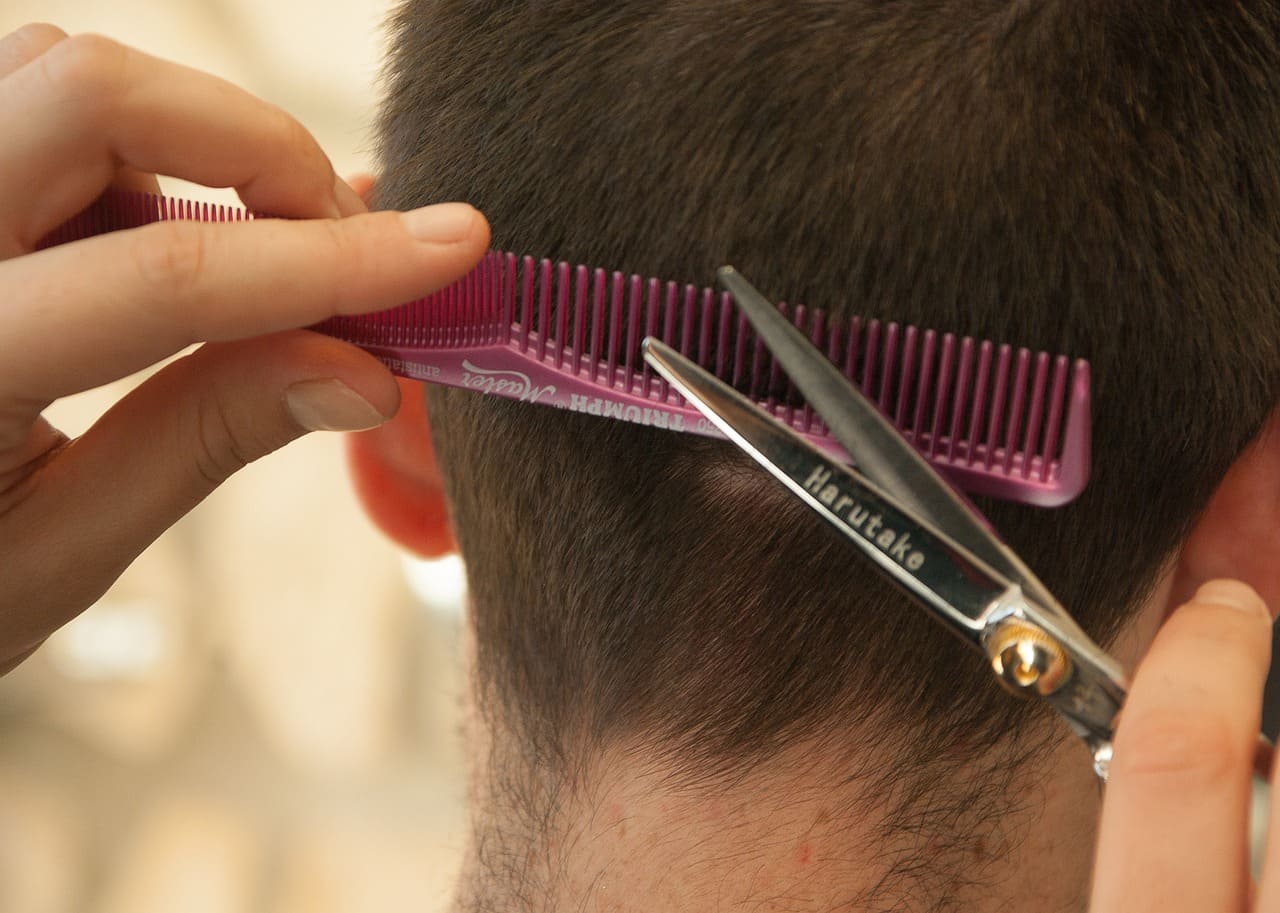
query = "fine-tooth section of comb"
xmin=35 ymin=191 xmax=252 ymax=247
xmin=41 ymin=190 xmax=1090 ymax=506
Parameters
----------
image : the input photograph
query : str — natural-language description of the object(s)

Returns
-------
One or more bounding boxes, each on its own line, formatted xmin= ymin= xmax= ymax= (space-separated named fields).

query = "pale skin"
xmin=0 ymin=22 xmax=489 ymax=673
xmin=4 ymin=23 xmax=1280 ymax=912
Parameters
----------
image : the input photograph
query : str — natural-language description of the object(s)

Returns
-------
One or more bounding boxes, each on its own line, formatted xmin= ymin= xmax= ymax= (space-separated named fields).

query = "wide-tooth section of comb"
xmin=316 ymin=253 xmax=1090 ymax=507
xmin=43 ymin=191 xmax=1089 ymax=506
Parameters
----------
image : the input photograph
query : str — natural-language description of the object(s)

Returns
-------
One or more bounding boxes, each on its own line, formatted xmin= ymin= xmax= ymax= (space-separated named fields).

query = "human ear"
xmin=345 ymin=377 xmax=457 ymax=558
xmin=340 ymin=174 xmax=456 ymax=557
xmin=1170 ymin=404 xmax=1280 ymax=615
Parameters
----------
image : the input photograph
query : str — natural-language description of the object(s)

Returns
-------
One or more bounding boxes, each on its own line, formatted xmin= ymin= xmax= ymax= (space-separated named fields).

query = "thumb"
xmin=0 ymin=331 xmax=397 ymax=659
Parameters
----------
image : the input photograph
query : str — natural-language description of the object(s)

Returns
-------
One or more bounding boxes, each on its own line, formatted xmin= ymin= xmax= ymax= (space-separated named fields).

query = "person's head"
xmin=351 ymin=1 xmax=1280 ymax=908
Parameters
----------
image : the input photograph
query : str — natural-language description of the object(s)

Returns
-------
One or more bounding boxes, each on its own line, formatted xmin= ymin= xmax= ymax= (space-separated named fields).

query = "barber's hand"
xmin=0 ymin=25 xmax=489 ymax=675
xmin=1090 ymin=579 xmax=1277 ymax=911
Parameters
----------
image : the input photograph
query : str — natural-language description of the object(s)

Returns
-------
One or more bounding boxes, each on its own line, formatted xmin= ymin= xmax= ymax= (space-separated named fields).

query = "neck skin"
xmin=453 ymin=582 xmax=1168 ymax=913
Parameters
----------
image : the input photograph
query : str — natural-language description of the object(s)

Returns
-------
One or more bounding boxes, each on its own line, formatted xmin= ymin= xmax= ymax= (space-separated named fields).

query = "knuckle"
xmin=3 ymin=22 xmax=68 ymax=54
xmin=306 ymin=218 xmax=356 ymax=297
xmin=274 ymin=108 xmax=324 ymax=164
xmin=311 ymin=213 xmax=397 ymax=310
xmin=38 ymin=33 xmax=127 ymax=109
xmin=317 ymin=212 xmax=355 ymax=252
xmin=269 ymin=104 xmax=310 ymax=148
xmin=1111 ymin=709 xmax=1244 ymax=784
xmin=26 ymin=22 xmax=69 ymax=40
xmin=314 ymin=213 xmax=360 ymax=267
xmin=129 ymin=222 xmax=210 ymax=305
xmin=269 ymin=107 xmax=335 ymax=195
xmin=191 ymin=388 xmax=258 ymax=490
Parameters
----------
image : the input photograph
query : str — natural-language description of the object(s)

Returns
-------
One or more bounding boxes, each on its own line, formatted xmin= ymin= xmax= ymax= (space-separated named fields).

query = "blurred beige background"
xmin=0 ymin=4 xmax=472 ymax=912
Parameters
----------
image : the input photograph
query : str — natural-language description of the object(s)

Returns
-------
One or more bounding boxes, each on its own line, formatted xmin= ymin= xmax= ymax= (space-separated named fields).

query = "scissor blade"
xmin=642 ymin=338 xmax=1020 ymax=645
xmin=716 ymin=267 xmax=1069 ymax=617
xmin=718 ymin=270 xmax=1000 ymax=544
xmin=644 ymin=337 xmax=1128 ymax=746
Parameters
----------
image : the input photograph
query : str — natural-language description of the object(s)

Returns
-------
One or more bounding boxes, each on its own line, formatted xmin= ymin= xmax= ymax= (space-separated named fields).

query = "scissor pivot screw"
xmin=986 ymin=621 xmax=1072 ymax=697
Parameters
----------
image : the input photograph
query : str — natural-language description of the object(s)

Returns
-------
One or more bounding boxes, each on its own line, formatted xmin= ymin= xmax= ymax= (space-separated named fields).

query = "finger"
xmin=109 ymin=165 xmax=163 ymax=197
xmin=0 ymin=330 xmax=398 ymax=661
xmin=0 ymin=35 xmax=162 ymax=242
xmin=0 ymin=203 xmax=489 ymax=406
xmin=0 ymin=34 xmax=355 ymax=249
xmin=0 ymin=23 xmax=67 ymax=78
xmin=335 ymin=175 xmax=369 ymax=216
xmin=344 ymin=173 xmax=376 ymax=207
xmin=0 ymin=26 xmax=161 ymax=205
xmin=1090 ymin=580 xmax=1271 ymax=913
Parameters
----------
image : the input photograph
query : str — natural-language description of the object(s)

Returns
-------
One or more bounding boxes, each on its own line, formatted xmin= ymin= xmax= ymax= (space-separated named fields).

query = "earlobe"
xmin=345 ymin=378 xmax=458 ymax=558
xmin=1173 ymin=404 xmax=1280 ymax=615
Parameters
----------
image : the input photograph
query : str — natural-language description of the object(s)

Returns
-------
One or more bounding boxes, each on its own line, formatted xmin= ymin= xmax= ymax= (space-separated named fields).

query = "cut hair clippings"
xmin=44 ymin=191 xmax=1088 ymax=507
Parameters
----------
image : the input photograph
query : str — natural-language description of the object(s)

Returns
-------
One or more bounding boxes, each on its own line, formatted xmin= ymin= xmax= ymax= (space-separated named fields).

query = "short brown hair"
xmin=376 ymin=0 xmax=1280 ymax=868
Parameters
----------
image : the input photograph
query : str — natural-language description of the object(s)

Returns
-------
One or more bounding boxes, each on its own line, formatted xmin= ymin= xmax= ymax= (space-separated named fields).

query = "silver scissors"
xmin=641 ymin=267 xmax=1269 ymax=870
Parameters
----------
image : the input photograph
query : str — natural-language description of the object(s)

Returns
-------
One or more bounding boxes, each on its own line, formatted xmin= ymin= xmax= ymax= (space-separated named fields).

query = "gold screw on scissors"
xmin=985 ymin=621 xmax=1072 ymax=697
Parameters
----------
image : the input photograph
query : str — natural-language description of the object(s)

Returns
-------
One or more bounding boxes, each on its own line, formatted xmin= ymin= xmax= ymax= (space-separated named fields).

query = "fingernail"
xmin=400 ymin=203 xmax=477 ymax=243
xmin=285 ymin=379 xmax=390 ymax=432
xmin=1194 ymin=579 xmax=1269 ymax=616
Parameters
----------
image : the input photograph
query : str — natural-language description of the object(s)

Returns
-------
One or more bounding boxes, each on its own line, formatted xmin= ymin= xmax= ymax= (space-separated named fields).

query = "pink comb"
xmin=41 ymin=191 xmax=1090 ymax=506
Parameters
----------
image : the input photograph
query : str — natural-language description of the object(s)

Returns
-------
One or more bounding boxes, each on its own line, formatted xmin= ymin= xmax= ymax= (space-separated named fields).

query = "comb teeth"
xmin=323 ymin=254 xmax=1089 ymax=503
xmin=35 ymin=191 xmax=249 ymax=247
xmin=43 ymin=191 xmax=1090 ymax=506
xmin=741 ymin=306 xmax=1086 ymax=489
